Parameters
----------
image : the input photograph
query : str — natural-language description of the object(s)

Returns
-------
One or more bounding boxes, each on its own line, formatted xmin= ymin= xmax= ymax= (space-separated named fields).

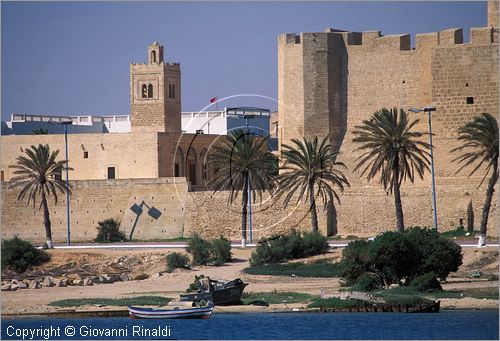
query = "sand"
xmin=1 ymin=247 xmax=498 ymax=315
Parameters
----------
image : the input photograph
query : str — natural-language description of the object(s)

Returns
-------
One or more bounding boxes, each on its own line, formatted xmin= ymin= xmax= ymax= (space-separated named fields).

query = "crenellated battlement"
xmin=281 ymin=24 xmax=498 ymax=53
xmin=130 ymin=62 xmax=180 ymax=67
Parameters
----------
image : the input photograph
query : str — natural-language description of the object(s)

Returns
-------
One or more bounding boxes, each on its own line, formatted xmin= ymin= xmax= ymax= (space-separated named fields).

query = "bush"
xmin=409 ymin=272 xmax=442 ymax=292
xmin=337 ymin=240 xmax=371 ymax=285
xmin=1 ymin=237 xmax=50 ymax=273
xmin=186 ymin=234 xmax=211 ymax=265
xmin=302 ymin=231 xmax=329 ymax=256
xmin=166 ymin=252 xmax=190 ymax=272
xmin=95 ymin=218 xmax=127 ymax=242
xmin=351 ymin=273 xmax=381 ymax=292
xmin=250 ymin=230 xmax=328 ymax=266
xmin=186 ymin=234 xmax=232 ymax=266
xmin=209 ymin=237 xmax=232 ymax=265
xmin=186 ymin=274 xmax=206 ymax=292
xmin=338 ymin=227 xmax=462 ymax=289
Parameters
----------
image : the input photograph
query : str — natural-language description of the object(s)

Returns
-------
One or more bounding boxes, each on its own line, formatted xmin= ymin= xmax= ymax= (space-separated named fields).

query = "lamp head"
xmin=408 ymin=108 xmax=422 ymax=113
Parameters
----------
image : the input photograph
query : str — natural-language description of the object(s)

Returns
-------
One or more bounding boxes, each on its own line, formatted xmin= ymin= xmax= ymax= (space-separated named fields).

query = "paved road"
xmin=51 ymin=239 xmax=498 ymax=250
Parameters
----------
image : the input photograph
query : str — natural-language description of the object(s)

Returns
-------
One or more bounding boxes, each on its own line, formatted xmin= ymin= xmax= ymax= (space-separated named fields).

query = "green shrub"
xmin=186 ymin=234 xmax=232 ymax=266
xmin=338 ymin=227 xmax=463 ymax=289
xmin=209 ymin=237 xmax=232 ymax=265
xmin=1 ymin=237 xmax=50 ymax=273
xmin=186 ymin=234 xmax=211 ymax=265
xmin=166 ymin=252 xmax=190 ymax=272
xmin=302 ymin=231 xmax=329 ymax=255
xmin=186 ymin=274 xmax=206 ymax=292
xmin=409 ymin=272 xmax=442 ymax=292
xmin=337 ymin=240 xmax=371 ymax=285
xmin=95 ymin=218 xmax=126 ymax=242
xmin=250 ymin=230 xmax=328 ymax=266
xmin=352 ymin=273 xmax=381 ymax=291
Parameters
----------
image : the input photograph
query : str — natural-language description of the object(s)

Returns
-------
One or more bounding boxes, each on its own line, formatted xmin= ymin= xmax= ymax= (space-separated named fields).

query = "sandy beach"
xmin=1 ymin=247 xmax=498 ymax=316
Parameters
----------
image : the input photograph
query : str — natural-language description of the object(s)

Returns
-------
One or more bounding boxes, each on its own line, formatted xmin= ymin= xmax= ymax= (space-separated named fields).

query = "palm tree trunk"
xmin=41 ymin=189 xmax=53 ymax=248
xmin=478 ymin=163 xmax=498 ymax=247
xmin=309 ymin=182 xmax=319 ymax=232
xmin=393 ymin=168 xmax=405 ymax=232
xmin=241 ymin=174 xmax=248 ymax=247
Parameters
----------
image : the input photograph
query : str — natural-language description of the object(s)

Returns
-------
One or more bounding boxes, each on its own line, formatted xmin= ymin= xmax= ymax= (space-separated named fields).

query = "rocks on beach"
xmin=0 ymin=271 xmax=138 ymax=291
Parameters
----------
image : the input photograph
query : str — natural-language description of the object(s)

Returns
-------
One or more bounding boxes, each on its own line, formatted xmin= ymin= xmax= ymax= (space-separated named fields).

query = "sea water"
xmin=2 ymin=310 xmax=499 ymax=340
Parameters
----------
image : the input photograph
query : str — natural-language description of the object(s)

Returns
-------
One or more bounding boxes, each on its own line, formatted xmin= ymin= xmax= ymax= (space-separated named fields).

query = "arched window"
xmin=187 ymin=148 xmax=197 ymax=186
xmin=141 ymin=84 xmax=148 ymax=98
xmin=174 ymin=147 xmax=185 ymax=177
xmin=151 ymin=50 xmax=156 ymax=63
xmin=147 ymin=84 xmax=153 ymax=98
xmin=168 ymin=84 xmax=176 ymax=99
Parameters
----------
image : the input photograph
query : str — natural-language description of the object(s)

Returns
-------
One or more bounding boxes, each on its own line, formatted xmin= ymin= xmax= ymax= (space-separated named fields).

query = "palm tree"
xmin=207 ymin=130 xmax=277 ymax=246
xmin=8 ymin=144 xmax=72 ymax=248
xmin=452 ymin=113 xmax=499 ymax=246
xmin=352 ymin=108 xmax=430 ymax=231
xmin=276 ymin=136 xmax=350 ymax=232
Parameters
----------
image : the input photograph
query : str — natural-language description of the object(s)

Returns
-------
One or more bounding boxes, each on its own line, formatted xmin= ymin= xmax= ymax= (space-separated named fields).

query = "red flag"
xmin=210 ymin=97 xmax=217 ymax=103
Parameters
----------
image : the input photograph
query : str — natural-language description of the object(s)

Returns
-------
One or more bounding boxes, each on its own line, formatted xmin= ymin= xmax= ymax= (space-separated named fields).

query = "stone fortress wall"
xmin=1 ymin=178 xmax=189 ymax=242
xmin=1 ymin=2 xmax=499 ymax=243
xmin=276 ymin=1 xmax=499 ymax=236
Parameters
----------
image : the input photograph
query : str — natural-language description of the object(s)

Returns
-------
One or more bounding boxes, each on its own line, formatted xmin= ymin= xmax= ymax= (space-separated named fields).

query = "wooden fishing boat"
xmin=180 ymin=277 xmax=248 ymax=305
xmin=128 ymin=302 xmax=214 ymax=319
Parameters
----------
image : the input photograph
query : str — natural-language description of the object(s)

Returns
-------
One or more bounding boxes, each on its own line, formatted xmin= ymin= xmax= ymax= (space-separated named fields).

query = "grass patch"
xmin=328 ymin=235 xmax=360 ymax=240
xmin=127 ymin=237 xmax=192 ymax=243
xmin=308 ymin=297 xmax=368 ymax=309
xmin=48 ymin=296 xmax=172 ymax=307
xmin=440 ymin=228 xmax=498 ymax=240
xmin=242 ymin=291 xmax=318 ymax=305
xmin=243 ymin=261 xmax=340 ymax=278
xmin=364 ymin=285 xmax=498 ymax=301
xmin=461 ymin=287 xmax=499 ymax=300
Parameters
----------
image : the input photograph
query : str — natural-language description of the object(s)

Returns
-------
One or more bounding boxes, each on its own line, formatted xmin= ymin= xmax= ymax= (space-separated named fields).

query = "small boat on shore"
xmin=180 ymin=277 xmax=248 ymax=305
xmin=128 ymin=301 xmax=214 ymax=319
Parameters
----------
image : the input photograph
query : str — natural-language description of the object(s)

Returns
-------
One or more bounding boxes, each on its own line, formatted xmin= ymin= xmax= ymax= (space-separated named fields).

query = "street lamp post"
xmin=61 ymin=121 xmax=72 ymax=246
xmin=409 ymin=106 xmax=438 ymax=231
xmin=226 ymin=107 xmax=271 ymax=245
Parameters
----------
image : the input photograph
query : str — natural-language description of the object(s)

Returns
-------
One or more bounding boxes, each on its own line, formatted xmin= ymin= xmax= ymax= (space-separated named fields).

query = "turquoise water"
xmin=2 ymin=310 xmax=499 ymax=340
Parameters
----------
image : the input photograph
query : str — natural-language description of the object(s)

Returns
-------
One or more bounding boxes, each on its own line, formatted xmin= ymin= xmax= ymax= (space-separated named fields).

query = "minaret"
xmin=130 ymin=42 xmax=181 ymax=133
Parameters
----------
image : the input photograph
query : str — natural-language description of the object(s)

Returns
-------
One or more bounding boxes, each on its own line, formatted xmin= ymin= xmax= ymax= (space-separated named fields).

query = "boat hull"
xmin=180 ymin=279 xmax=248 ymax=305
xmin=128 ymin=305 xmax=213 ymax=319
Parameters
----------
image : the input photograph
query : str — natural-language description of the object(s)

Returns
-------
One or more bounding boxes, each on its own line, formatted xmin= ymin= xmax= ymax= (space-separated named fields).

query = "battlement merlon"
xmin=130 ymin=62 xmax=181 ymax=72
xmin=280 ymin=24 xmax=498 ymax=52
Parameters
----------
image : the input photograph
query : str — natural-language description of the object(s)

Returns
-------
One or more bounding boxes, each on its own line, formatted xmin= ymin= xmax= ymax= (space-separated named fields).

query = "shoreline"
xmin=2 ymin=302 xmax=499 ymax=319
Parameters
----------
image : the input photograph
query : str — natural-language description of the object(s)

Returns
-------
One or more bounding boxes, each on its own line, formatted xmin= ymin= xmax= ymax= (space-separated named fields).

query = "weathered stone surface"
xmin=42 ymin=277 xmax=54 ymax=288
xmin=16 ymin=282 xmax=28 ymax=289
xmin=132 ymin=273 xmax=149 ymax=281
xmin=119 ymin=273 xmax=130 ymax=282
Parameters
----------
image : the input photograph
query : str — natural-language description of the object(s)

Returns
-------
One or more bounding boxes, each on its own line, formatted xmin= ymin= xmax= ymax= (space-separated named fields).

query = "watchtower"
xmin=130 ymin=41 xmax=181 ymax=133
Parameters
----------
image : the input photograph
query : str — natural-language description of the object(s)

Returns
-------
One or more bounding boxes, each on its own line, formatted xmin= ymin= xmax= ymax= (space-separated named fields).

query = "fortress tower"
xmin=130 ymin=41 xmax=181 ymax=133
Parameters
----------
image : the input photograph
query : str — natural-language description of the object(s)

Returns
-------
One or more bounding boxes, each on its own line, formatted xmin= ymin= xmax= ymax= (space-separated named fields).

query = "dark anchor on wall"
xmin=129 ymin=200 xmax=162 ymax=240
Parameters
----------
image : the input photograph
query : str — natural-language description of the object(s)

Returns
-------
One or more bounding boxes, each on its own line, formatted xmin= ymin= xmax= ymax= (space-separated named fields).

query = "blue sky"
xmin=1 ymin=1 xmax=487 ymax=120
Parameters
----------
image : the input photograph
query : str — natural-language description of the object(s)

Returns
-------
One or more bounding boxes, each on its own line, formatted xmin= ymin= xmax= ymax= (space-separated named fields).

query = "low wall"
xmin=1 ymin=178 xmax=189 ymax=243
xmin=1 ymin=176 xmax=497 ymax=244
xmin=184 ymin=179 xmax=499 ymax=239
